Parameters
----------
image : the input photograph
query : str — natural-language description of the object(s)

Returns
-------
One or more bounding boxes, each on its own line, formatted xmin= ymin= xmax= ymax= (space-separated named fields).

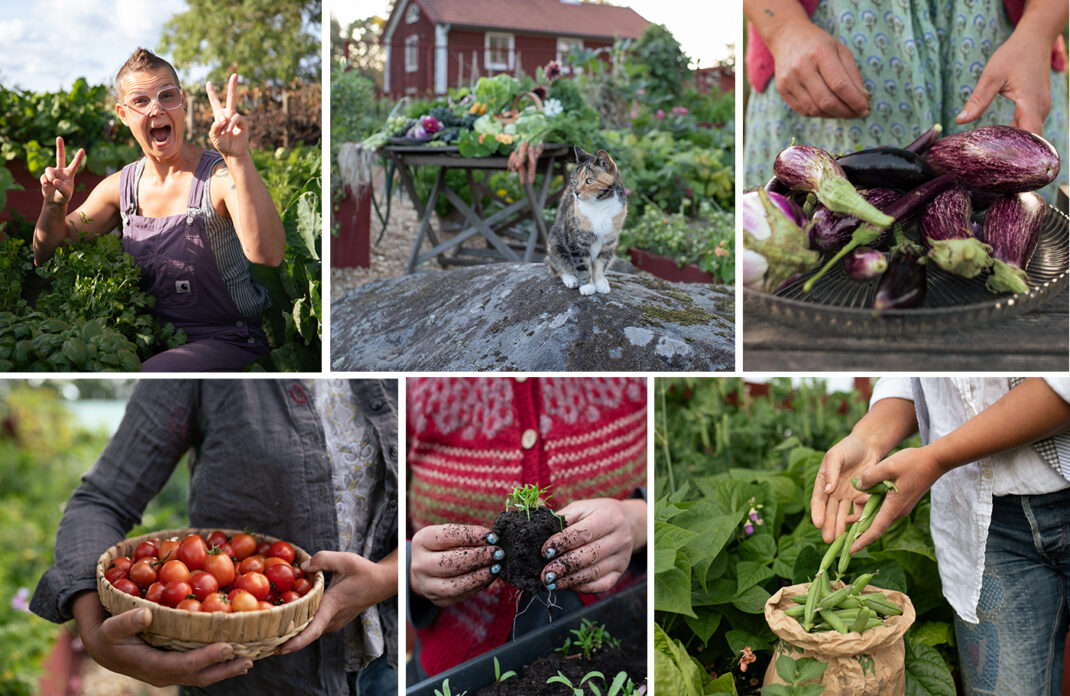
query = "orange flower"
xmin=738 ymin=646 xmax=756 ymax=673
xmin=478 ymin=133 xmax=487 ymax=144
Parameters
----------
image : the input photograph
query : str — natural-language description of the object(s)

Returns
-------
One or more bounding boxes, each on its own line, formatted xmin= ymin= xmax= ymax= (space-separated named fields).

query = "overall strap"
xmin=117 ymin=159 xmax=142 ymax=228
xmin=185 ymin=150 xmax=224 ymax=226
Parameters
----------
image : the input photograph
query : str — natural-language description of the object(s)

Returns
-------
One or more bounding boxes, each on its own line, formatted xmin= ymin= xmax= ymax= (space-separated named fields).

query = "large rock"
xmin=330 ymin=263 xmax=734 ymax=371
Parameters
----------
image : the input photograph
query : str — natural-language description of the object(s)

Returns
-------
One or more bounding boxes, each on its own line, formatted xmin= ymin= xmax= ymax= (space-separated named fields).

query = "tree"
xmin=159 ymin=0 xmax=321 ymax=88
xmin=631 ymin=23 xmax=691 ymax=99
xmin=331 ymin=15 xmax=386 ymax=88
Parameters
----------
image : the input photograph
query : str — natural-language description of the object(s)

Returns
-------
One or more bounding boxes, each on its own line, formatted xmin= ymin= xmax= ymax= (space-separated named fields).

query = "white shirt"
xmin=870 ymin=377 xmax=1070 ymax=623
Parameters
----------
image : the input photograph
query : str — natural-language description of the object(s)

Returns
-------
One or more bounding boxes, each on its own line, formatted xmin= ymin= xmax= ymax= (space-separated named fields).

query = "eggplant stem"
xmin=803 ymin=224 xmax=882 ymax=292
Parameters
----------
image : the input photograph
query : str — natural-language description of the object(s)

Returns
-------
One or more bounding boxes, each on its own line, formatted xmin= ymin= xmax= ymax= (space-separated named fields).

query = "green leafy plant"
xmin=618 ymin=200 xmax=733 ymax=284
xmin=504 ymin=483 xmax=554 ymax=521
xmin=556 ymin=619 xmax=621 ymax=661
xmin=434 ymin=678 xmax=467 ymax=696
xmin=547 ymin=669 xmax=606 ymax=695
xmin=493 ymin=656 xmax=517 ymax=686
xmin=759 ymin=655 xmax=827 ymax=696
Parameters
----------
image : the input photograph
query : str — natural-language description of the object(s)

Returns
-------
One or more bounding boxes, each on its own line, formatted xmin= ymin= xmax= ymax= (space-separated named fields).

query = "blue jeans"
xmin=954 ymin=488 xmax=1070 ymax=696
xmin=350 ymin=656 xmax=398 ymax=695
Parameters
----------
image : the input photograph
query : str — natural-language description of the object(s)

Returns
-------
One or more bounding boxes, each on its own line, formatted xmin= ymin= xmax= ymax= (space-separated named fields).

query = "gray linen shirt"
xmin=30 ymin=379 xmax=398 ymax=696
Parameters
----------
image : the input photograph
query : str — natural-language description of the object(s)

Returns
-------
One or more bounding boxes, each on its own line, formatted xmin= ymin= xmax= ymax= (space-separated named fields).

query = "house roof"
xmin=414 ymin=0 xmax=651 ymax=40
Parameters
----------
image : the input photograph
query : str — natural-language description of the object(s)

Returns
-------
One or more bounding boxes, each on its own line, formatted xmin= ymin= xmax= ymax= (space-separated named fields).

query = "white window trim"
xmin=405 ymin=4 xmax=420 ymax=23
xmin=484 ymin=32 xmax=514 ymax=71
xmin=557 ymin=37 xmax=584 ymax=75
xmin=405 ymin=34 xmax=419 ymax=73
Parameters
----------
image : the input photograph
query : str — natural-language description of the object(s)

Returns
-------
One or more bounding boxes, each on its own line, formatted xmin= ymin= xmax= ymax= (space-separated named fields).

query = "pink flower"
xmin=544 ymin=61 xmax=562 ymax=82
xmin=739 ymin=646 xmax=756 ymax=673
xmin=744 ymin=522 xmax=754 ymax=535
xmin=636 ymin=88 xmax=645 ymax=95
xmin=420 ymin=115 xmax=442 ymax=134
xmin=672 ymin=106 xmax=688 ymax=115
xmin=10 ymin=587 xmax=30 ymax=613
xmin=655 ymin=109 xmax=665 ymax=119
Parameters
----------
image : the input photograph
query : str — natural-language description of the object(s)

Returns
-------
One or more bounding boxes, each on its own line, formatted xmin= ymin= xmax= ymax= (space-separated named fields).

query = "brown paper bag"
xmin=762 ymin=582 xmax=916 ymax=696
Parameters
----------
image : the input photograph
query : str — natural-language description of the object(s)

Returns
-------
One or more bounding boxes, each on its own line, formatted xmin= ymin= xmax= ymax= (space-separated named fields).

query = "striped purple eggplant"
xmin=742 ymin=190 xmax=819 ymax=293
xmin=774 ymin=145 xmax=895 ymax=228
xmin=904 ymin=124 xmax=942 ymax=154
xmin=925 ymin=125 xmax=1061 ymax=193
xmin=919 ymin=186 xmax=993 ymax=278
xmin=844 ymin=247 xmax=887 ymax=281
xmin=983 ymin=192 xmax=1048 ymax=294
xmin=809 ymin=188 xmax=900 ymax=252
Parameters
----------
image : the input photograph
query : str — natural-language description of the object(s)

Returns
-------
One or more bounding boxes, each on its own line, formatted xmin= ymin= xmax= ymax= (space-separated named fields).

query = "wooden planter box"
xmin=331 ymin=184 xmax=371 ymax=268
xmin=627 ymin=247 xmax=715 ymax=284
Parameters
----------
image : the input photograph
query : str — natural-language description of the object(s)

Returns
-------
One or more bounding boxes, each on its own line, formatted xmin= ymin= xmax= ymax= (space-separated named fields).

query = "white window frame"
xmin=405 ymin=4 xmax=420 ymax=23
xmin=556 ymin=37 xmax=584 ymax=67
xmin=405 ymin=34 xmax=420 ymax=73
xmin=484 ymin=32 xmax=514 ymax=71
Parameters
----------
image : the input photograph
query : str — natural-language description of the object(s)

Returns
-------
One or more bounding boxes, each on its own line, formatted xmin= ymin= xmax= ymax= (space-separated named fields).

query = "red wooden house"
xmin=381 ymin=0 xmax=650 ymax=98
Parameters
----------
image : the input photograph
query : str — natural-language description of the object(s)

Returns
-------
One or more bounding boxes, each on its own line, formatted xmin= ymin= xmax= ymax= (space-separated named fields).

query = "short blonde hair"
xmin=115 ymin=48 xmax=181 ymax=102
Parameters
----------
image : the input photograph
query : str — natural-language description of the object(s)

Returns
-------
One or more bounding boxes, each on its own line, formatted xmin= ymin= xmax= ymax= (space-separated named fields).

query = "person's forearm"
xmin=743 ymin=0 xmax=813 ymax=48
xmin=1018 ymin=0 xmax=1068 ymax=49
xmin=224 ymin=153 xmax=285 ymax=266
xmin=622 ymin=498 xmax=647 ymax=551
xmin=926 ymin=378 xmax=1070 ymax=474
xmin=854 ymin=397 xmax=919 ymax=456
xmin=371 ymin=548 xmax=399 ymax=603
xmin=33 ymin=203 xmax=71 ymax=266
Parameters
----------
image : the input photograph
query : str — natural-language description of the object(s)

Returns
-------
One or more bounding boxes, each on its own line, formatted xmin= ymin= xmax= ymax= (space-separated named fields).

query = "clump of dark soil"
xmin=491 ymin=506 xmax=565 ymax=595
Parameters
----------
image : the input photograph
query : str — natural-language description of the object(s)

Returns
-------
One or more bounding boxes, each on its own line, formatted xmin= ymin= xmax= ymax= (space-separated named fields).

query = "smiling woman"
xmin=31 ymin=47 xmax=285 ymax=372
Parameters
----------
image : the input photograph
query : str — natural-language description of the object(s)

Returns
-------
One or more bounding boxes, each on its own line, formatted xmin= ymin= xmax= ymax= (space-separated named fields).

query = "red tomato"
xmin=229 ymin=533 xmax=257 ymax=561
xmin=293 ymin=566 xmax=305 ymax=580
xmin=104 ymin=567 xmax=127 ymax=585
xmin=176 ymin=598 xmax=202 ymax=612
xmin=265 ymin=563 xmax=295 ymax=594
xmin=220 ymin=542 xmax=237 ymax=561
xmin=144 ymin=582 xmax=166 ymax=605
xmin=157 ymin=560 xmax=191 ymax=585
xmin=204 ymin=552 xmax=236 ymax=587
xmin=162 ymin=581 xmax=193 ymax=608
xmin=129 ymin=558 xmax=158 ymax=588
xmin=293 ymin=577 xmax=313 ymax=596
xmin=238 ymin=554 xmax=265 ymax=575
xmin=235 ymin=571 xmax=271 ymax=601
xmin=279 ymin=591 xmax=301 ymax=604
xmin=113 ymin=578 xmax=140 ymax=596
xmin=133 ymin=541 xmax=158 ymax=561
xmin=256 ymin=541 xmax=272 ymax=557
xmin=108 ymin=556 xmax=133 ymax=574
xmin=263 ymin=556 xmax=289 ymax=571
xmin=188 ymin=571 xmax=220 ymax=601
xmin=201 ymin=592 xmax=231 ymax=613
xmin=268 ymin=541 xmax=296 ymax=565
xmin=230 ymin=589 xmax=258 ymax=612
xmin=158 ymin=539 xmax=180 ymax=562
xmin=257 ymin=601 xmax=275 ymax=611
xmin=178 ymin=535 xmax=209 ymax=571
xmin=205 ymin=530 xmax=228 ymax=550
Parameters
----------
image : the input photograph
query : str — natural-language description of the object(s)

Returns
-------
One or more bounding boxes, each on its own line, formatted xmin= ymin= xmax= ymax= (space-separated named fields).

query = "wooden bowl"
xmin=96 ymin=528 xmax=324 ymax=660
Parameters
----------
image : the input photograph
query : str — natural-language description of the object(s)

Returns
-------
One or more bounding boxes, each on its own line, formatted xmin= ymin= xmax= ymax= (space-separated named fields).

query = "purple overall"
xmin=119 ymin=151 xmax=270 ymax=372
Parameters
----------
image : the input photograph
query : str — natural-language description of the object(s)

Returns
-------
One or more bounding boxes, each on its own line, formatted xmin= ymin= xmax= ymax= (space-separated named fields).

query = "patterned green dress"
xmin=744 ymin=0 xmax=1069 ymax=202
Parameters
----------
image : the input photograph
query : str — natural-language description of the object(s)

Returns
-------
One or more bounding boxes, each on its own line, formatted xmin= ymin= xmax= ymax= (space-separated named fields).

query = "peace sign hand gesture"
xmin=206 ymin=73 xmax=249 ymax=158
xmin=40 ymin=137 xmax=86 ymax=206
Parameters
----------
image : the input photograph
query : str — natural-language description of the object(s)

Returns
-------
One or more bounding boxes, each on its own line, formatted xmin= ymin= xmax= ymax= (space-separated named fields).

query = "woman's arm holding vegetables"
xmin=743 ymin=0 xmax=870 ymax=119
xmin=852 ymin=378 xmax=1070 ymax=552
xmin=206 ymin=74 xmax=285 ymax=267
xmin=956 ymin=0 xmax=1068 ymax=134
xmin=34 ymin=137 xmax=121 ymax=266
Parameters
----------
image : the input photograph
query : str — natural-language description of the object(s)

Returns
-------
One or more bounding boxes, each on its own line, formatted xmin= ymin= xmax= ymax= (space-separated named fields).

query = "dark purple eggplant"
xmin=809 ymin=188 xmax=900 ymax=252
xmin=845 ymin=247 xmax=887 ymax=281
xmin=983 ymin=191 xmax=1048 ymax=294
xmin=802 ymin=174 xmax=958 ymax=292
xmin=874 ymin=250 xmax=927 ymax=310
xmin=764 ymin=175 xmax=791 ymax=196
xmin=925 ymin=125 xmax=1061 ymax=193
xmin=904 ymin=124 xmax=942 ymax=154
xmin=920 ymin=186 xmax=993 ymax=278
xmin=773 ymin=145 xmax=895 ymax=227
xmin=836 ymin=147 xmax=936 ymax=190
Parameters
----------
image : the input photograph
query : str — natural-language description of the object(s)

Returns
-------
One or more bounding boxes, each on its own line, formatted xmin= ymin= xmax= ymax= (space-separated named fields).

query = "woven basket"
xmin=96 ymin=528 xmax=324 ymax=660
xmin=496 ymin=91 xmax=545 ymax=124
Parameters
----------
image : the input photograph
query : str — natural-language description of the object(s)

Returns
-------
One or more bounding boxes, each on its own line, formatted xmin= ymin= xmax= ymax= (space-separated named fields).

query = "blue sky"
xmin=0 ymin=0 xmax=189 ymax=92
xmin=333 ymin=0 xmax=738 ymax=68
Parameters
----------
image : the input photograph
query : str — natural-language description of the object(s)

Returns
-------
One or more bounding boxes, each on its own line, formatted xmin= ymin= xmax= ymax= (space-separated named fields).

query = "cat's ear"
xmin=595 ymin=150 xmax=617 ymax=172
xmin=573 ymin=145 xmax=592 ymax=163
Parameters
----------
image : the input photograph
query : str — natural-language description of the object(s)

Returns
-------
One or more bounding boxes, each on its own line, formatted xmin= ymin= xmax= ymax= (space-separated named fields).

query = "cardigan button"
xmin=515 ymin=377 xmax=528 ymax=383
xmin=521 ymin=429 xmax=537 ymax=449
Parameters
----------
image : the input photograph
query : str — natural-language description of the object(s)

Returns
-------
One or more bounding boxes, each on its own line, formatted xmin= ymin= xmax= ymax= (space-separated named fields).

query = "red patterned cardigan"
xmin=406 ymin=377 xmax=648 ymax=676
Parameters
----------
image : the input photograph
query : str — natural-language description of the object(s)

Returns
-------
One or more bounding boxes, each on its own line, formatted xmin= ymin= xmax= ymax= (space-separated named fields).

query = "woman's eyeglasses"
xmin=124 ymin=87 xmax=184 ymax=115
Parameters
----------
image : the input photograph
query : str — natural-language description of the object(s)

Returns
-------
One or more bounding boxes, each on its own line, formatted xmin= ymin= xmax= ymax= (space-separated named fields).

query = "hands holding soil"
xmin=539 ymin=498 xmax=647 ymax=594
xmin=409 ymin=524 xmax=502 ymax=607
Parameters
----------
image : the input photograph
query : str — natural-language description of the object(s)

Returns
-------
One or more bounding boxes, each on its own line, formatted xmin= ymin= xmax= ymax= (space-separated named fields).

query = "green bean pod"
xmin=849 ymin=573 xmax=876 ymax=595
xmin=803 ymin=572 xmax=824 ymax=631
xmin=851 ymin=478 xmax=899 ymax=494
xmin=819 ymin=530 xmax=848 ymax=574
xmin=790 ymin=594 xmax=810 ymax=604
xmin=784 ymin=605 xmax=807 ymax=618
xmin=837 ymin=492 xmax=885 ymax=576
xmin=817 ymin=585 xmax=852 ymax=611
xmin=820 ymin=608 xmax=850 ymax=634
xmin=850 ymin=606 xmax=871 ymax=633
xmin=859 ymin=593 xmax=904 ymax=616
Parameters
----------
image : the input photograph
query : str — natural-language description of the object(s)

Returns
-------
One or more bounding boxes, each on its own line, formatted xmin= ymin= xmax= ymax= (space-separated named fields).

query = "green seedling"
xmin=555 ymin=619 xmax=621 ymax=660
xmin=505 ymin=483 xmax=553 ymax=521
xmin=546 ymin=670 xmax=605 ymax=696
xmin=493 ymin=656 xmax=517 ymax=686
xmin=434 ymin=678 xmax=467 ymax=696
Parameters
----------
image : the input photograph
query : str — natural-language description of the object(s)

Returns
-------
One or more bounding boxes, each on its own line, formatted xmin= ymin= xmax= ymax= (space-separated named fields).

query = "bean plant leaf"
xmin=735 ymin=560 xmax=774 ymax=594
xmin=737 ymin=533 xmax=776 ymax=564
xmin=908 ymin=621 xmax=953 ymax=648
xmin=730 ymin=584 xmax=771 ymax=614
xmin=653 ymin=624 xmax=711 ymax=696
xmin=654 ymin=552 xmax=696 ymax=617
xmin=708 ymin=672 xmax=738 ymax=695
xmin=774 ymin=655 xmax=798 ymax=684
xmin=684 ymin=610 xmax=721 ymax=646
xmin=725 ymin=628 xmax=772 ymax=656
xmin=795 ymin=657 xmax=828 ymax=684
xmin=904 ymin=635 xmax=956 ymax=696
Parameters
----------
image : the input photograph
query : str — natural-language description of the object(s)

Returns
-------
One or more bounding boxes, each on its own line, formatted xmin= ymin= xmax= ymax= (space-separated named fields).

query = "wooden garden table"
xmin=742 ymin=285 xmax=1069 ymax=371
xmin=381 ymin=143 xmax=570 ymax=273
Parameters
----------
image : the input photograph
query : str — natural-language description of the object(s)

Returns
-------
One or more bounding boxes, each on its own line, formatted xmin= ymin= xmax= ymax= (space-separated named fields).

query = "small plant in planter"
xmin=491 ymin=484 xmax=568 ymax=595
xmin=434 ymin=678 xmax=467 ymax=696
xmin=555 ymin=619 xmax=621 ymax=660
xmin=492 ymin=656 xmax=517 ymax=692
xmin=546 ymin=669 xmax=605 ymax=695
xmin=546 ymin=669 xmax=645 ymax=696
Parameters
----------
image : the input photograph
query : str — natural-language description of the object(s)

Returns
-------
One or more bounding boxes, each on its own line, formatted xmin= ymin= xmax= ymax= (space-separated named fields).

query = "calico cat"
xmin=546 ymin=146 xmax=627 ymax=295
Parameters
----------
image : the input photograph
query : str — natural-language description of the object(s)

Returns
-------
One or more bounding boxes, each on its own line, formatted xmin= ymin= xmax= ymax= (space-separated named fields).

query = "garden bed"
xmin=406 ymin=581 xmax=646 ymax=696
